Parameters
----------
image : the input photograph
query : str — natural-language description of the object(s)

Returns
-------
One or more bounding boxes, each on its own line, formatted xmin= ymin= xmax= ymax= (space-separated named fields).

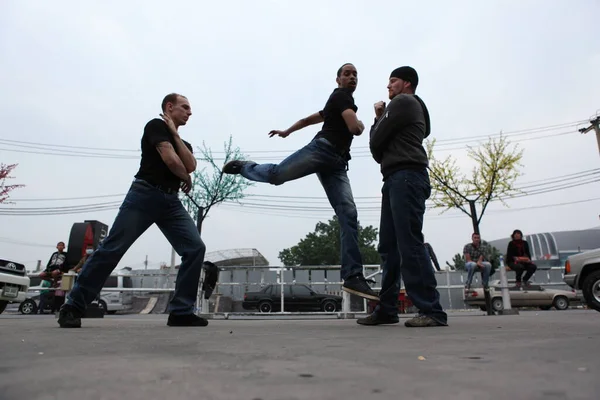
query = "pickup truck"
xmin=242 ymin=284 xmax=343 ymax=313
xmin=0 ymin=259 xmax=30 ymax=314
xmin=564 ymin=248 xmax=600 ymax=312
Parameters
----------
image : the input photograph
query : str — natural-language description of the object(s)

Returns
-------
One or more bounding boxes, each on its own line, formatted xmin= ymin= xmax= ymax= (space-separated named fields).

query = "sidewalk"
xmin=0 ymin=310 xmax=597 ymax=400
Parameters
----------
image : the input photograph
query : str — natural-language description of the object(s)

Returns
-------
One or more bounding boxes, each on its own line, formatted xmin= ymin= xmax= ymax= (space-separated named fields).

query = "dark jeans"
xmin=510 ymin=262 xmax=537 ymax=283
xmin=375 ymin=169 xmax=447 ymax=324
xmin=240 ymin=137 xmax=363 ymax=280
xmin=66 ymin=179 xmax=206 ymax=315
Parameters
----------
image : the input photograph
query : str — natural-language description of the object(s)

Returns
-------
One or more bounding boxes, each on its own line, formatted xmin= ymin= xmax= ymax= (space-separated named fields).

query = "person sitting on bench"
xmin=463 ymin=233 xmax=492 ymax=289
xmin=506 ymin=229 xmax=537 ymax=287
xmin=39 ymin=241 xmax=68 ymax=282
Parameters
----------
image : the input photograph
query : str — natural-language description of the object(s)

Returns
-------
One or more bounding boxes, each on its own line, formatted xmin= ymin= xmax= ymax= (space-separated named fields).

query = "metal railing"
xmin=20 ymin=264 xmax=573 ymax=317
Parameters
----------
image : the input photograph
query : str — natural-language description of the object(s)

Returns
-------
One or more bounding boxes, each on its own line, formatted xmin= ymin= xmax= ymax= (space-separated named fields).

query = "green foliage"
xmin=181 ymin=135 xmax=253 ymax=222
xmin=278 ymin=216 xmax=380 ymax=266
xmin=426 ymin=134 xmax=524 ymax=226
xmin=451 ymin=253 xmax=466 ymax=271
xmin=483 ymin=240 xmax=502 ymax=275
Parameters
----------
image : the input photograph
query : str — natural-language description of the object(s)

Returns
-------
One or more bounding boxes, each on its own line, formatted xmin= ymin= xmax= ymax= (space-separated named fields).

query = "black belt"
xmin=134 ymin=179 xmax=178 ymax=195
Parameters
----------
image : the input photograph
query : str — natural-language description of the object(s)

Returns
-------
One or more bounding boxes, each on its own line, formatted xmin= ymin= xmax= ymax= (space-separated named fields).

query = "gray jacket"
xmin=369 ymin=94 xmax=431 ymax=179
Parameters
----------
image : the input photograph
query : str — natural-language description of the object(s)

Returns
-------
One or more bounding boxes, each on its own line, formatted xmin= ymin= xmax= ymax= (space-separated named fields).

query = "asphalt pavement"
xmin=0 ymin=310 xmax=598 ymax=400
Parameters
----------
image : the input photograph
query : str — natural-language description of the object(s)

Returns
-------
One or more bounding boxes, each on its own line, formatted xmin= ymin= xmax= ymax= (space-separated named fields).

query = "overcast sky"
xmin=1 ymin=0 xmax=599 ymax=274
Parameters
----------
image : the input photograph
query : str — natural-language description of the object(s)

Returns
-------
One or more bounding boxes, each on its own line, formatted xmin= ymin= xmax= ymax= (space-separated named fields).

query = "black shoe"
xmin=357 ymin=313 xmax=399 ymax=326
xmin=167 ymin=313 xmax=209 ymax=327
xmin=222 ymin=160 xmax=252 ymax=174
xmin=404 ymin=314 xmax=447 ymax=328
xmin=342 ymin=275 xmax=379 ymax=301
xmin=57 ymin=304 xmax=82 ymax=328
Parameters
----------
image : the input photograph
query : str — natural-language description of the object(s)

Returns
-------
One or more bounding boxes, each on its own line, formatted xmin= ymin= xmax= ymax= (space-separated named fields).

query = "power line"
xmin=10 ymin=194 xmax=127 ymax=202
xmin=0 ymin=119 xmax=588 ymax=161
xmin=4 ymin=169 xmax=599 ymax=211
xmin=219 ymin=196 xmax=600 ymax=221
xmin=0 ymin=119 xmax=586 ymax=154
xmin=0 ymin=237 xmax=57 ymax=248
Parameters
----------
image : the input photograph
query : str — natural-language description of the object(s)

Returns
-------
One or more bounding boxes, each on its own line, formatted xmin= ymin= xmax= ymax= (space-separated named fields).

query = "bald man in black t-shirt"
xmin=58 ymin=93 xmax=208 ymax=329
xmin=222 ymin=63 xmax=378 ymax=301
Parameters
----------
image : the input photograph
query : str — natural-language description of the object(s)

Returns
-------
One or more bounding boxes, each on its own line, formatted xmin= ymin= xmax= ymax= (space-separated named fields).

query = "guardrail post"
xmin=279 ymin=268 xmax=285 ymax=313
xmin=498 ymin=255 xmax=519 ymax=315
xmin=341 ymin=290 xmax=352 ymax=319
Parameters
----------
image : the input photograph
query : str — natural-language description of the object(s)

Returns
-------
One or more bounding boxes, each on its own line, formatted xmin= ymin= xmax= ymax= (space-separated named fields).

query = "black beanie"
xmin=390 ymin=66 xmax=418 ymax=87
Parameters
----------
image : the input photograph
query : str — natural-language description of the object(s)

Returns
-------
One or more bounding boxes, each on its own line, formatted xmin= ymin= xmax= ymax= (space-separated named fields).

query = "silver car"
xmin=464 ymin=279 xmax=579 ymax=312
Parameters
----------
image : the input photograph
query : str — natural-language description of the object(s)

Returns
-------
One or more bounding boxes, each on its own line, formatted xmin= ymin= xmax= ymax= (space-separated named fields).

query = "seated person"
xmin=463 ymin=233 xmax=492 ymax=289
xmin=506 ymin=229 xmax=537 ymax=287
xmin=37 ymin=279 xmax=53 ymax=314
xmin=71 ymin=245 xmax=94 ymax=274
xmin=39 ymin=241 xmax=68 ymax=282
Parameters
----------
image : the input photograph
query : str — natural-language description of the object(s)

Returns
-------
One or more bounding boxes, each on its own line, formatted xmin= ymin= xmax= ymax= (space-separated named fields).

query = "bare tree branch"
xmin=0 ymin=163 xmax=25 ymax=204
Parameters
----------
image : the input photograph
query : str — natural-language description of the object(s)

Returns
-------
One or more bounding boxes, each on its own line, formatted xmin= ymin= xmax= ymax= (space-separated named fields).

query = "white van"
xmin=99 ymin=272 xmax=134 ymax=314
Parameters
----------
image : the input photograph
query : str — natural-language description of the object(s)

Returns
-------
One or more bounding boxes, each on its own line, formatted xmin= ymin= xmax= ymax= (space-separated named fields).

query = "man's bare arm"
xmin=341 ymin=109 xmax=365 ymax=136
xmin=156 ymin=142 xmax=190 ymax=180
xmin=172 ymin=136 xmax=197 ymax=173
xmin=269 ymin=112 xmax=324 ymax=138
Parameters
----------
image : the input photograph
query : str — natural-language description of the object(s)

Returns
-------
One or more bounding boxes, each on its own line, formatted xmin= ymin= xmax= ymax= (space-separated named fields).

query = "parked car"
xmin=17 ymin=272 xmax=133 ymax=315
xmin=242 ymin=284 xmax=342 ymax=313
xmin=0 ymin=259 xmax=30 ymax=314
xmin=464 ymin=279 xmax=578 ymax=312
xmin=564 ymin=247 xmax=600 ymax=312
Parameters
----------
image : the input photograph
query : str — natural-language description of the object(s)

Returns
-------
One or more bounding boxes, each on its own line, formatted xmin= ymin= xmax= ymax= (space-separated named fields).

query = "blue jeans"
xmin=375 ymin=169 xmax=447 ymax=324
xmin=66 ymin=179 xmax=206 ymax=315
xmin=465 ymin=261 xmax=491 ymax=286
xmin=240 ymin=137 xmax=363 ymax=280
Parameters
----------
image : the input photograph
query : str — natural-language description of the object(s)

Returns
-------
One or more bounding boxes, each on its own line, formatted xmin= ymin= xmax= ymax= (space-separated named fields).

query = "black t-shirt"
xmin=134 ymin=118 xmax=193 ymax=192
xmin=313 ymin=88 xmax=357 ymax=156
xmin=46 ymin=251 xmax=68 ymax=272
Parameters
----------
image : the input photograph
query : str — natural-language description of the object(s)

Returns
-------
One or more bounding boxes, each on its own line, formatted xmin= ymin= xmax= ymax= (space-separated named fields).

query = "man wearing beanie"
xmin=357 ymin=66 xmax=448 ymax=327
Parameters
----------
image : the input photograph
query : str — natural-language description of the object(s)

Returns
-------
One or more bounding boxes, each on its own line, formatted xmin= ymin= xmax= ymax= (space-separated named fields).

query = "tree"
xmin=0 ymin=163 xmax=24 ymax=204
xmin=181 ymin=135 xmax=253 ymax=232
xmin=484 ymin=240 xmax=503 ymax=275
xmin=278 ymin=215 xmax=381 ymax=266
xmin=449 ymin=253 xmax=466 ymax=271
xmin=426 ymin=134 xmax=524 ymax=234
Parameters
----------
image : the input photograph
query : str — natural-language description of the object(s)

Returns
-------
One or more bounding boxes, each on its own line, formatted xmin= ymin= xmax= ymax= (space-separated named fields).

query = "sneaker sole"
xmin=58 ymin=321 xmax=81 ymax=328
xmin=342 ymin=286 xmax=380 ymax=301
xmin=357 ymin=319 xmax=399 ymax=326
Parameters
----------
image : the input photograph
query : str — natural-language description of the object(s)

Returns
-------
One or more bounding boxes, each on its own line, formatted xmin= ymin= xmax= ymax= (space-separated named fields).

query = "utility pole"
xmin=579 ymin=116 xmax=600 ymax=155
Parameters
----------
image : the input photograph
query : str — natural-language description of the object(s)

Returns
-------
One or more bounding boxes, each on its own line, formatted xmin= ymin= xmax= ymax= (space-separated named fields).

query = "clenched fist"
xmin=374 ymin=101 xmax=386 ymax=118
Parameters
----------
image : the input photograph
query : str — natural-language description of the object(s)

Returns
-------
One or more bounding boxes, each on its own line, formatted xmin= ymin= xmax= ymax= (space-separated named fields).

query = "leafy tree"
xmin=450 ymin=253 xmax=466 ymax=271
xmin=181 ymin=135 xmax=253 ymax=232
xmin=0 ymin=163 xmax=24 ymax=204
xmin=426 ymin=134 xmax=524 ymax=234
xmin=279 ymin=216 xmax=380 ymax=266
xmin=484 ymin=240 xmax=502 ymax=275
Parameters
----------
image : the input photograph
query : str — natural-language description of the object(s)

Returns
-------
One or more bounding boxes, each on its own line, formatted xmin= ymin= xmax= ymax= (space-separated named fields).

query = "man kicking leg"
xmin=222 ymin=63 xmax=377 ymax=301
xmin=58 ymin=93 xmax=208 ymax=328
